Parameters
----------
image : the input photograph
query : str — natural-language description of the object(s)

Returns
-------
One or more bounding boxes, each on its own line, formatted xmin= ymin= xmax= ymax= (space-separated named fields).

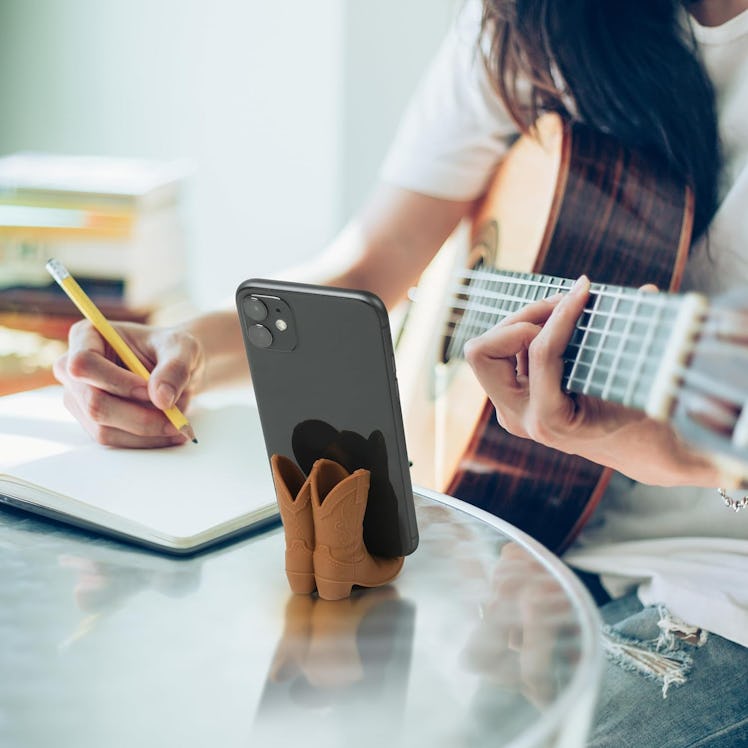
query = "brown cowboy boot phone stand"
xmin=271 ymin=454 xmax=404 ymax=600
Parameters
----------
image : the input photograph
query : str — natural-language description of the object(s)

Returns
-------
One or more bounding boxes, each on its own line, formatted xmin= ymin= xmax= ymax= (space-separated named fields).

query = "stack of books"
xmin=0 ymin=152 xmax=189 ymax=324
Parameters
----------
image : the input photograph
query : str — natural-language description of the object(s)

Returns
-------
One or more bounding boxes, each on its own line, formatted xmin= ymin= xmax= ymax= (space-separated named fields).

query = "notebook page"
xmin=0 ymin=387 xmax=277 ymax=542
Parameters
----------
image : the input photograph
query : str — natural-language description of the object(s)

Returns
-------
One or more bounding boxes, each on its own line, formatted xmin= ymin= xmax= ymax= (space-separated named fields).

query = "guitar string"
xmin=450 ymin=279 xmax=668 ymax=406
xmin=437 ymin=266 xmax=746 ymax=407
xmin=414 ymin=281 xmax=743 ymax=439
xmin=445 ymin=282 xmax=681 ymax=345
xmin=451 ymin=323 xmax=746 ymax=410
xmin=447 ymin=309 xmax=743 ymax=387
xmin=623 ymin=289 xmax=665 ymax=405
xmin=449 ymin=272 xmax=747 ymax=328
xmin=447 ymin=283 xmax=680 ymax=320
xmin=459 ymin=268 xmax=668 ymax=301
xmin=442 ymin=307 xmax=748 ymax=380
xmin=676 ymin=390 xmax=739 ymax=428
xmin=447 ymin=317 xmax=747 ymax=408
xmin=440 ymin=307 xmax=747 ymax=408
xmin=443 ymin=306 xmax=681 ymax=348
xmin=453 ymin=271 xmax=745 ymax=325
xmin=442 ymin=313 xmax=748 ymax=361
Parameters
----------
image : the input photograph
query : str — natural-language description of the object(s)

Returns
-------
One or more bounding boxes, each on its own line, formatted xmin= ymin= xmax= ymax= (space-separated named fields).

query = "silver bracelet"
xmin=718 ymin=488 xmax=748 ymax=512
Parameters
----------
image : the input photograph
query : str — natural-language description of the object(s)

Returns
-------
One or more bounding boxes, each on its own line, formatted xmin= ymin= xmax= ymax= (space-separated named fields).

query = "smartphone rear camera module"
xmin=242 ymin=292 xmax=298 ymax=351
xmin=244 ymin=296 xmax=268 ymax=322
xmin=247 ymin=324 xmax=273 ymax=348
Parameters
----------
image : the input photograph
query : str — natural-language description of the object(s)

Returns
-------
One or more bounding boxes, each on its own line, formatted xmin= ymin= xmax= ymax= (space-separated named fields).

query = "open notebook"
xmin=0 ymin=386 xmax=279 ymax=553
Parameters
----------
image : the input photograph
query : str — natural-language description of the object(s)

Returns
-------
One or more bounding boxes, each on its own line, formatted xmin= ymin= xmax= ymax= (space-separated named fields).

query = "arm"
xmin=54 ymin=183 xmax=473 ymax=447
xmin=463 ymin=276 xmax=723 ymax=488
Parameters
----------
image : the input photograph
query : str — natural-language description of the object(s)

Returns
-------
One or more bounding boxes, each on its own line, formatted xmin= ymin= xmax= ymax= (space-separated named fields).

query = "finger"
xmin=639 ymin=283 xmax=659 ymax=293
xmin=527 ymin=275 xmax=590 ymax=423
xmin=88 ymin=426 xmax=188 ymax=449
xmin=147 ymin=331 xmax=203 ymax=410
xmin=464 ymin=321 xmax=543 ymax=394
xmin=63 ymin=386 xmax=187 ymax=444
xmin=64 ymin=322 xmax=151 ymax=400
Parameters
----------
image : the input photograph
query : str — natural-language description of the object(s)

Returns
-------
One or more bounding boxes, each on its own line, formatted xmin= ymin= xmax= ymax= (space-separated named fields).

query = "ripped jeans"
xmin=587 ymin=594 xmax=748 ymax=747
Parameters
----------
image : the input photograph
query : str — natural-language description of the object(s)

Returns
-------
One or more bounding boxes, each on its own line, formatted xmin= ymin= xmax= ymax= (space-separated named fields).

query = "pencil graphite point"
xmin=180 ymin=424 xmax=198 ymax=443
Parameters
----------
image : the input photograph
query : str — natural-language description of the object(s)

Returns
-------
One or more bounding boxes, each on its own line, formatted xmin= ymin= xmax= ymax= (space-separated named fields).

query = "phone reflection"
xmin=292 ymin=419 xmax=401 ymax=557
xmin=253 ymin=587 xmax=415 ymax=739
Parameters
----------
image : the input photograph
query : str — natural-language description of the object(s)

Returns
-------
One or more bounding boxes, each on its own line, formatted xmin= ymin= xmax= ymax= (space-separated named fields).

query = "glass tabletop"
xmin=0 ymin=487 xmax=602 ymax=748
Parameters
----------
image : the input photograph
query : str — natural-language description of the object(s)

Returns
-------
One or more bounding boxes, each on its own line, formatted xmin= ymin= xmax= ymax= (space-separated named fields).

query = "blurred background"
xmin=0 ymin=0 xmax=458 ymax=309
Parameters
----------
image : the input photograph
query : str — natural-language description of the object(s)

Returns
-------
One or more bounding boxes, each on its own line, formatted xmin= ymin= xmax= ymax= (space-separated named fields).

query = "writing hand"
xmin=53 ymin=319 xmax=205 ymax=448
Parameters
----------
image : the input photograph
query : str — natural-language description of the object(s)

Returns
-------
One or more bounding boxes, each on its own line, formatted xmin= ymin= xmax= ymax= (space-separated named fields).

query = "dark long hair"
xmin=480 ymin=0 xmax=720 ymax=238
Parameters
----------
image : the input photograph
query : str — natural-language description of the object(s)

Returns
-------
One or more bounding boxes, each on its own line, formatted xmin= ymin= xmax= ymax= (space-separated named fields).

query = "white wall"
xmin=341 ymin=2 xmax=458 ymax=217
xmin=0 ymin=0 xmax=457 ymax=308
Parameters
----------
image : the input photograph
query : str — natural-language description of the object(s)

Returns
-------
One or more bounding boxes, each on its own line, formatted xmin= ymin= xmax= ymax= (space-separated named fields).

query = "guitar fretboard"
xmin=446 ymin=265 xmax=694 ymax=413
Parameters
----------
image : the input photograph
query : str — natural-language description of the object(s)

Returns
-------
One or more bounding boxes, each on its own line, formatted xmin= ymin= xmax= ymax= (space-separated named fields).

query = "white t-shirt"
xmin=381 ymin=4 xmax=748 ymax=646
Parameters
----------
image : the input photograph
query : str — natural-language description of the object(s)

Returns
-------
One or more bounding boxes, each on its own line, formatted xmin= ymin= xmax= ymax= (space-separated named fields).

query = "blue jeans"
xmin=587 ymin=594 xmax=748 ymax=747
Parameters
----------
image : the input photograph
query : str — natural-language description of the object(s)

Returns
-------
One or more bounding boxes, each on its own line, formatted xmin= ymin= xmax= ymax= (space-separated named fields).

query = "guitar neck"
xmin=449 ymin=267 xmax=707 ymax=417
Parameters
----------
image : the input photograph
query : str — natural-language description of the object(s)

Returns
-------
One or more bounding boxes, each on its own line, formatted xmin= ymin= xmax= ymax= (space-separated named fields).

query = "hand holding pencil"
xmin=48 ymin=258 xmax=203 ymax=448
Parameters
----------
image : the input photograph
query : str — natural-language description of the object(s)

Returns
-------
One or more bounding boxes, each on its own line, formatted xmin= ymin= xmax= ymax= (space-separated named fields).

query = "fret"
xmin=622 ymin=294 xmax=668 ymax=408
xmin=583 ymin=286 xmax=613 ymax=395
xmin=446 ymin=274 xmax=469 ymax=362
xmin=512 ymin=272 xmax=524 ymax=315
xmin=588 ymin=286 xmax=633 ymax=399
xmin=531 ymin=276 xmax=543 ymax=302
xmin=566 ymin=286 xmax=605 ymax=393
xmin=562 ymin=293 xmax=682 ymax=401
xmin=448 ymin=293 xmax=686 ymax=329
xmin=565 ymin=287 xmax=650 ymax=402
xmin=504 ymin=272 xmax=515 ymax=321
xmin=459 ymin=269 xmax=482 ymax=357
xmin=477 ymin=264 xmax=495 ymax=342
xmin=601 ymin=292 xmax=657 ymax=402
xmin=461 ymin=270 xmax=480 ymax=350
xmin=621 ymin=297 xmax=683 ymax=409
xmin=521 ymin=271 xmax=536 ymax=309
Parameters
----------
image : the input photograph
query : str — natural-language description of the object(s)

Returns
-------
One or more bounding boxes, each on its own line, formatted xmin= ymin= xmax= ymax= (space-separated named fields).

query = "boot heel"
xmin=286 ymin=571 xmax=316 ymax=595
xmin=315 ymin=576 xmax=354 ymax=601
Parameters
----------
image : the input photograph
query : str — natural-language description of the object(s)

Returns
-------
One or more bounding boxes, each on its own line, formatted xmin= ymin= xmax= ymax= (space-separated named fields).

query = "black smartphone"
xmin=236 ymin=278 xmax=418 ymax=558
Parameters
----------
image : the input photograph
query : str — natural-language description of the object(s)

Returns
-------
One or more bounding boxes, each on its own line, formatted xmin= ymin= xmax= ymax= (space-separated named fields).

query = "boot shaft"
xmin=271 ymin=454 xmax=314 ymax=541
xmin=310 ymin=459 xmax=370 ymax=558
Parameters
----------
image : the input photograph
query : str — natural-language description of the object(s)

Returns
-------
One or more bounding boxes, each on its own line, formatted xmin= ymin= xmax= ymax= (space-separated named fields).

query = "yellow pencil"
xmin=46 ymin=258 xmax=197 ymax=444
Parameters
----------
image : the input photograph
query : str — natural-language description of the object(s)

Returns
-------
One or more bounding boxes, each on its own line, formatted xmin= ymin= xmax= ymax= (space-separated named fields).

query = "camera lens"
xmin=244 ymin=296 xmax=268 ymax=322
xmin=247 ymin=324 xmax=273 ymax=348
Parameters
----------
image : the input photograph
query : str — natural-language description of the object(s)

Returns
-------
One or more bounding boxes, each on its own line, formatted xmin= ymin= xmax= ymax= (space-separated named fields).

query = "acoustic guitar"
xmin=396 ymin=112 xmax=746 ymax=553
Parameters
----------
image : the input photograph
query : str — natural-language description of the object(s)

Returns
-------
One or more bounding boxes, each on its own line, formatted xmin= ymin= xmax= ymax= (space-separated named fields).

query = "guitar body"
xmin=397 ymin=113 xmax=694 ymax=552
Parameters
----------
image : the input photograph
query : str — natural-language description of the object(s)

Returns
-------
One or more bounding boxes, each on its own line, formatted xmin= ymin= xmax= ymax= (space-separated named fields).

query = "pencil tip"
xmin=179 ymin=424 xmax=197 ymax=443
xmin=192 ymin=438 xmax=199 ymax=444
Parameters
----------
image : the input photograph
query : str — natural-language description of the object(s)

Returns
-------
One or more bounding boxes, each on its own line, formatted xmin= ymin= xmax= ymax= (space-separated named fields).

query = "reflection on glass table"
xmin=0 ymin=487 xmax=602 ymax=748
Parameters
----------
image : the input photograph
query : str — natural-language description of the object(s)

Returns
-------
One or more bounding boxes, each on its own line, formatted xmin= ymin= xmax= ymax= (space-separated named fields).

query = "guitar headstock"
xmin=669 ymin=290 xmax=748 ymax=482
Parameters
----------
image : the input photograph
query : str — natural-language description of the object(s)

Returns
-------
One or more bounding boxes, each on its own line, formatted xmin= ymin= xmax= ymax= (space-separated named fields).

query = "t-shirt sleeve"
xmin=380 ymin=3 xmax=519 ymax=201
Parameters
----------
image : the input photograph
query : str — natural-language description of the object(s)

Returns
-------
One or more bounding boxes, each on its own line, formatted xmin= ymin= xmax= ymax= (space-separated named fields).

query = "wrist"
xmin=592 ymin=418 xmax=722 ymax=488
xmin=178 ymin=310 xmax=246 ymax=393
